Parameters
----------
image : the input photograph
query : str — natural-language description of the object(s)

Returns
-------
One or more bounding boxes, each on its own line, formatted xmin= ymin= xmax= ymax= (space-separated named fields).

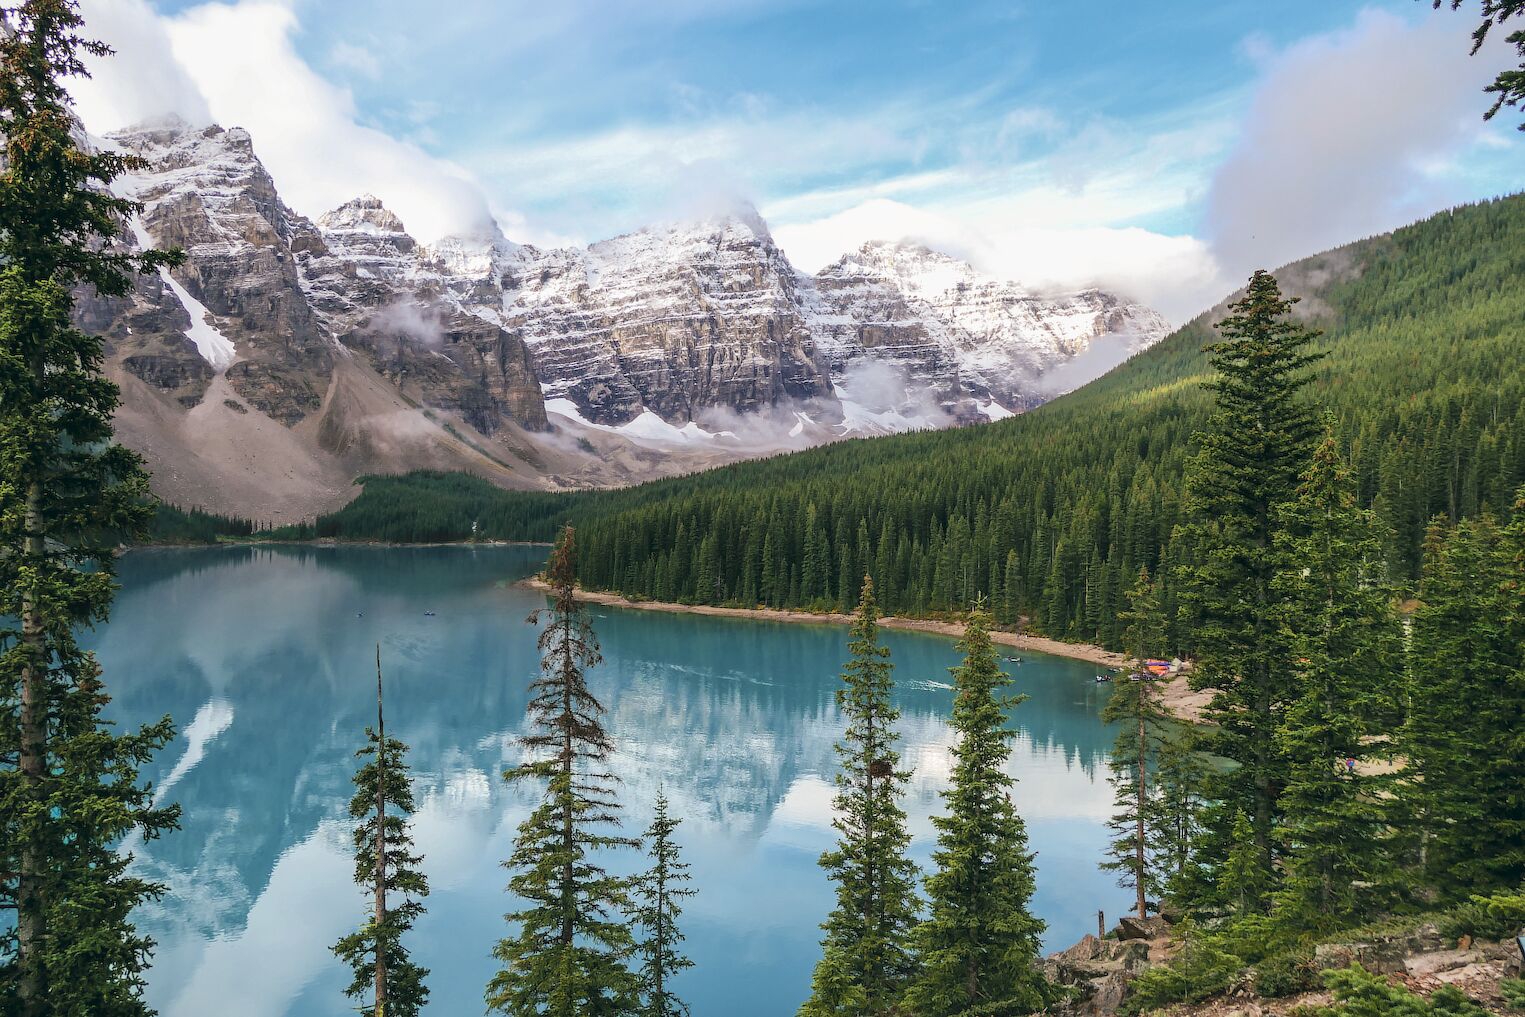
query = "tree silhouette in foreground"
xmin=632 ymin=790 xmax=695 ymax=1017
xmin=905 ymin=604 xmax=1049 ymax=1017
xmin=334 ymin=648 xmax=430 ymax=1017
xmin=489 ymin=526 xmax=638 ymax=1016
xmin=801 ymin=577 xmax=921 ymax=1017
xmin=0 ymin=3 xmax=183 ymax=1013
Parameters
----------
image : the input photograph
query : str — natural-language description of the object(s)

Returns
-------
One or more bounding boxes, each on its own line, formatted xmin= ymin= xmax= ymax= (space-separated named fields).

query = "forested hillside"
xmin=313 ymin=195 xmax=1525 ymax=650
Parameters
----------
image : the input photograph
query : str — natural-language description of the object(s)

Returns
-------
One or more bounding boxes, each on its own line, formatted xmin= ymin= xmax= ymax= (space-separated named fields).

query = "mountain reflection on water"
xmin=93 ymin=545 xmax=1121 ymax=1017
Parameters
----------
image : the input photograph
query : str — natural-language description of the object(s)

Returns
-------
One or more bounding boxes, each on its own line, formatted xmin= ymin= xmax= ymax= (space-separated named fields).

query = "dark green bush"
xmin=1437 ymin=889 xmax=1525 ymax=942
xmin=1120 ymin=918 xmax=1243 ymax=1015
xmin=1293 ymin=966 xmax=1490 ymax=1016
xmin=1254 ymin=949 xmax=1320 ymax=998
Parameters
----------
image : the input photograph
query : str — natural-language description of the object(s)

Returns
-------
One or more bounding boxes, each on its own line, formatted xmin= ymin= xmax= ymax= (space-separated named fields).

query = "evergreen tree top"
xmin=0 ymin=1 xmax=181 ymax=289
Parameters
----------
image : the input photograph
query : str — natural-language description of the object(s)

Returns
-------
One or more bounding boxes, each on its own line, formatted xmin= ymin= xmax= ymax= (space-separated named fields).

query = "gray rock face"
xmin=808 ymin=241 xmax=1171 ymax=415
xmin=98 ymin=117 xmax=549 ymax=437
xmin=88 ymin=116 xmax=1173 ymax=501
xmin=109 ymin=117 xmax=332 ymax=416
xmin=426 ymin=211 xmax=834 ymax=426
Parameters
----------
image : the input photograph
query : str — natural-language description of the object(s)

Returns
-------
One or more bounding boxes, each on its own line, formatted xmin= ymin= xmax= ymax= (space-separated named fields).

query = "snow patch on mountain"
xmin=127 ymin=215 xmax=238 ymax=369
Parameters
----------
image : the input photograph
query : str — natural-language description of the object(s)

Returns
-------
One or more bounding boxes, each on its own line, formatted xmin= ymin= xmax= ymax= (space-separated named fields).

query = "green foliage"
xmin=1432 ymin=1 xmax=1525 ymax=129
xmin=332 ymin=663 xmax=430 ymax=1017
xmin=1270 ymin=425 xmax=1405 ymax=930
xmin=1120 ymin=918 xmax=1243 ymax=1015
xmin=1181 ymin=269 xmax=1323 ymax=897
xmin=904 ymin=606 xmax=1049 ymax=1017
xmin=1152 ymin=734 xmax=1210 ymax=903
xmin=487 ymin=527 xmax=639 ymax=1016
xmin=1099 ymin=571 xmax=1181 ymax=920
xmin=1224 ymin=811 xmax=1272 ymax=918
xmin=1436 ymin=888 xmax=1525 ymax=942
xmin=143 ymin=502 xmax=257 ymax=544
xmin=310 ymin=471 xmax=576 ymax=543
xmin=1296 ymin=965 xmax=1490 ymax=1017
xmin=1251 ymin=949 xmax=1320 ymax=998
xmin=801 ymin=578 xmax=922 ymax=1017
xmin=1501 ymin=977 xmax=1525 ymax=1010
xmin=0 ymin=3 xmax=183 ymax=1013
xmin=1401 ymin=503 xmax=1525 ymax=897
xmin=632 ymin=791 xmax=694 ymax=1017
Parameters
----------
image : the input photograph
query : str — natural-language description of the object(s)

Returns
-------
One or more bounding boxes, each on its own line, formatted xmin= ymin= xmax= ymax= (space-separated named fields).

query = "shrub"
xmin=1291 ymin=966 xmax=1490 ymax=1017
xmin=1120 ymin=918 xmax=1243 ymax=1015
xmin=1437 ymin=889 xmax=1525 ymax=942
xmin=1501 ymin=978 xmax=1525 ymax=1011
xmin=1254 ymin=949 xmax=1320 ymax=998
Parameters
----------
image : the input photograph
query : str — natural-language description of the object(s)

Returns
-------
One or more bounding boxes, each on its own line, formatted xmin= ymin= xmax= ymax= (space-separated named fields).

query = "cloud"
xmin=1205 ymin=7 xmax=1510 ymax=276
xmin=72 ymin=0 xmax=212 ymax=130
xmin=772 ymin=198 xmax=1228 ymax=325
xmin=74 ymin=0 xmax=501 ymax=244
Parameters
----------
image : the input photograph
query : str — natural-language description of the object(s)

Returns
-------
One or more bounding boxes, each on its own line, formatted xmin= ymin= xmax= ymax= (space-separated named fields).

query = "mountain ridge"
xmin=91 ymin=116 xmax=1171 ymax=519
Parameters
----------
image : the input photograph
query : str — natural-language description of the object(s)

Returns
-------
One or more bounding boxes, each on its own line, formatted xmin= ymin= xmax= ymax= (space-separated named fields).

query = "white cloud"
xmin=72 ymin=0 xmax=211 ymax=130
xmin=74 ymin=0 xmax=501 ymax=243
xmin=67 ymin=0 xmax=1520 ymax=329
xmin=1206 ymin=7 xmax=1511 ymax=276
xmin=772 ymin=198 xmax=1227 ymax=324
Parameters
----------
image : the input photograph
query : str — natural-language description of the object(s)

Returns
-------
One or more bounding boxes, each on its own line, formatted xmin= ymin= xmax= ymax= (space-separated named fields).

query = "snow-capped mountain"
xmin=810 ymin=241 xmax=1169 ymax=415
xmin=89 ymin=117 xmax=1171 ymax=518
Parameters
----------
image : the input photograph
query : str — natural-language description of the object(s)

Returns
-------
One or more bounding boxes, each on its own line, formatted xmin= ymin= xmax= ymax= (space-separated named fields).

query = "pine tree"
xmin=333 ymin=648 xmax=430 ymax=1017
xmin=488 ymin=526 xmax=639 ymax=1016
xmin=1270 ymin=427 xmax=1403 ymax=930
xmin=1222 ymin=811 xmax=1269 ymax=918
xmin=1153 ymin=734 xmax=1209 ymax=904
xmin=0 ymin=4 xmax=183 ymax=1013
xmin=1099 ymin=568 xmax=1177 ymax=921
xmin=801 ymin=577 xmax=921 ymax=1017
xmin=1180 ymin=269 xmax=1322 ymax=896
xmin=905 ymin=604 xmax=1049 ymax=1017
xmin=1401 ymin=511 xmax=1522 ymax=895
xmin=1493 ymin=486 xmax=1525 ymax=888
xmin=632 ymin=790 xmax=694 ymax=1017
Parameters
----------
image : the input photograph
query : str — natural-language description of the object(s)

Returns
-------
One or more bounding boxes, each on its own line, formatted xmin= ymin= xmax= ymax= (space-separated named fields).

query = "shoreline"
xmin=518 ymin=578 xmax=1210 ymax=723
xmin=126 ymin=538 xmax=555 ymax=551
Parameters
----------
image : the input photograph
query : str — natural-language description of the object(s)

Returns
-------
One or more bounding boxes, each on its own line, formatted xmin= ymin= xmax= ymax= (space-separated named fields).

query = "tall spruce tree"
xmin=488 ymin=526 xmax=639 ymax=1016
xmin=905 ymin=604 xmax=1049 ymax=1017
xmin=1180 ymin=269 xmax=1322 ymax=897
xmin=801 ymin=576 xmax=921 ymax=1017
xmin=1152 ymin=734 xmax=1209 ymax=905
xmin=1269 ymin=426 xmax=1403 ymax=931
xmin=0 ymin=4 xmax=182 ymax=1014
xmin=632 ymin=790 xmax=694 ymax=1017
xmin=1401 ymin=511 xmax=1523 ymax=895
xmin=1494 ymin=487 xmax=1525 ymax=888
xmin=333 ymin=648 xmax=430 ymax=1017
xmin=1099 ymin=567 xmax=1176 ymax=920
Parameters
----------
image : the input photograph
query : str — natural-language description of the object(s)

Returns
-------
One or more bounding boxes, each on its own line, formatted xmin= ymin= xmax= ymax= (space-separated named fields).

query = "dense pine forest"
xmin=563 ymin=194 xmax=1525 ymax=651
xmin=303 ymin=193 xmax=1525 ymax=653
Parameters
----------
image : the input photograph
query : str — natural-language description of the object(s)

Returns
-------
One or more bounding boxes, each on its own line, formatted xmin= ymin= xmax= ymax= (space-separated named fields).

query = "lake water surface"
xmin=93 ymin=545 xmax=1122 ymax=1017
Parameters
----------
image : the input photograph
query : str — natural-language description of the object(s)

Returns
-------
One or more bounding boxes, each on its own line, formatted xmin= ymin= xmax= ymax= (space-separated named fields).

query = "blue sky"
xmin=76 ymin=0 xmax=1524 ymax=320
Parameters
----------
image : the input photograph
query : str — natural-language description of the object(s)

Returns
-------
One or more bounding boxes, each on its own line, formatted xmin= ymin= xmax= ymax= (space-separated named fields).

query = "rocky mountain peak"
xmin=318 ymin=194 xmax=411 ymax=237
xmin=87 ymin=115 xmax=1173 ymax=517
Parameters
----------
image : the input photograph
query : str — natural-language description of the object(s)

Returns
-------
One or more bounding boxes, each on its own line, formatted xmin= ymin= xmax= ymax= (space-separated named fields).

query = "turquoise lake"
xmin=92 ymin=545 xmax=1124 ymax=1017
